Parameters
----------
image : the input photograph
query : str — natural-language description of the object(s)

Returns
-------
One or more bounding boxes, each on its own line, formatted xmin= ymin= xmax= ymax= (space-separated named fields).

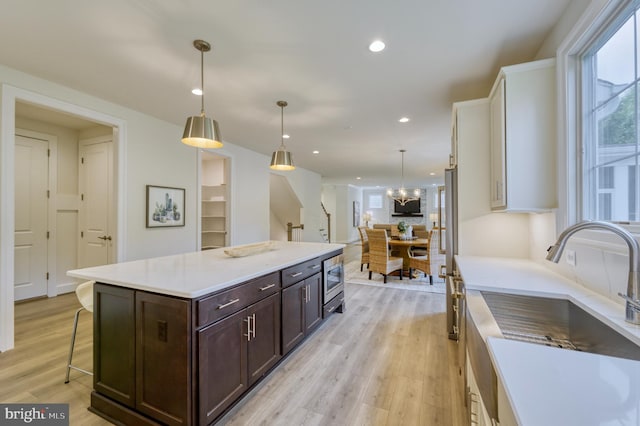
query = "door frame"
xmin=0 ymin=84 xmax=127 ymax=351
xmin=15 ymin=128 xmax=58 ymax=298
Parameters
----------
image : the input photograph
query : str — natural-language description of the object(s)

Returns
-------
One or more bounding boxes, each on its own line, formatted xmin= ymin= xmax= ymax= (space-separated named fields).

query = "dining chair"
xmin=411 ymin=229 xmax=431 ymax=257
xmin=365 ymin=228 xmax=403 ymax=283
xmin=409 ymin=231 xmax=433 ymax=285
xmin=412 ymin=225 xmax=427 ymax=232
xmin=64 ymin=280 xmax=95 ymax=383
xmin=357 ymin=226 xmax=370 ymax=271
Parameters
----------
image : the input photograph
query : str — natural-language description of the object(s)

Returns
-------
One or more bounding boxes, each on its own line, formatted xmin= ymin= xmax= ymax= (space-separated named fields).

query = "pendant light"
xmin=387 ymin=149 xmax=420 ymax=205
xmin=182 ymin=39 xmax=223 ymax=148
xmin=270 ymin=100 xmax=295 ymax=171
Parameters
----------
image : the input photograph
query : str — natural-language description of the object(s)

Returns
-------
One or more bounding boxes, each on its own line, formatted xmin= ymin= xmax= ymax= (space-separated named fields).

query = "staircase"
xmin=320 ymin=203 xmax=331 ymax=243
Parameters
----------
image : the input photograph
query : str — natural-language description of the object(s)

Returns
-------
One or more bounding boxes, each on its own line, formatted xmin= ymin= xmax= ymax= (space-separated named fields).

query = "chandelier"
xmin=387 ymin=149 xmax=420 ymax=205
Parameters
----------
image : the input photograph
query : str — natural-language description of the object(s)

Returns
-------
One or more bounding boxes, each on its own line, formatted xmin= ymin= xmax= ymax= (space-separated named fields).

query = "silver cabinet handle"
xmin=243 ymin=314 xmax=256 ymax=341
xmin=251 ymin=313 xmax=256 ymax=339
xmin=328 ymin=306 xmax=336 ymax=313
xmin=244 ymin=316 xmax=251 ymax=341
xmin=311 ymin=264 xmax=320 ymax=269
xmin=291 ymin=272 xmax=303 ymax=278
xmin=217 ymin=298 xmax=240 ymax=310
xmin=259 ymin=283 xmax=276 ymax=291
xmin=303 ymin=285 xmax=308 ymax=303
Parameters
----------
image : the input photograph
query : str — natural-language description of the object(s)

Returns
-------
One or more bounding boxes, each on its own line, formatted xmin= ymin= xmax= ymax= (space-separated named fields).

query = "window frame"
xmin=558 ymin=0 xmax=640 ymax=236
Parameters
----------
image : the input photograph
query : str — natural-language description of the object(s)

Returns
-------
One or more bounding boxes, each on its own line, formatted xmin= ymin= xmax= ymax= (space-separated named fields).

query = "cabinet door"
xmin=198 ymin=309 xmax=248 ymax=425
xmin=304 ymin=273 xmax=322 ymax=334
xmin=136 ymin=292 xmax=191 ymax=425
xmin=94 ymin=284 xmax=136 ymax=408
xmin=281 ymin=280 xmax=305 ymax=355
xmin=247 ymin=293 xmax=281 ymax=386
xmin=489 ymin=77 xmax=506 ymax=210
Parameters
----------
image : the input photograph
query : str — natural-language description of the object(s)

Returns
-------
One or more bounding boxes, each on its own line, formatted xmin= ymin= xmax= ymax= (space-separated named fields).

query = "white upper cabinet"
xmin=488 ymin=58 xmax=557 ymax=212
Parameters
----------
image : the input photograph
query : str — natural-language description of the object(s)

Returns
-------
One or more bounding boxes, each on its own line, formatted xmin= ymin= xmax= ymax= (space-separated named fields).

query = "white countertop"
xmin=488 ymin=337 xmax=640 ymax=426
xmin=67 ymin=241 xmax=344 ymax=298
xmin=457 ymin=256 xmax=640 ymax=426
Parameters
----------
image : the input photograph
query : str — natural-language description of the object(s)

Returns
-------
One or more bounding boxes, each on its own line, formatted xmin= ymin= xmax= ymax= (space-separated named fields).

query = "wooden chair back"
xmin=357 ymin=226 xmax=370 ymax=270
xmin=409 ymin=230 xmax=434 ymax=284
xmin=365 ymin=229 xmax=403 ymax=279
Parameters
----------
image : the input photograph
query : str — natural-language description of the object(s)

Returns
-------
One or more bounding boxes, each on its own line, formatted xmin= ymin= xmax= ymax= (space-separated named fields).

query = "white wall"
xmin=534 ymin=0 xmax=594 ymax=60
xmin=321 ymin=184 xmax=362 ymax=244
xmin=362 ymin=188 xmax=390 ymax=226
xmin=0 ymin=64 xmax=322 ymax=350
xmin=275 ymin=167 xmax=324 ymax=243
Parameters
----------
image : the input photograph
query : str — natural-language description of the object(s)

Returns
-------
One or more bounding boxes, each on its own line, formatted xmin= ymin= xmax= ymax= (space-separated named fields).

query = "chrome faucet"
xmin=546 ymin=220 xmax=640 ymax=325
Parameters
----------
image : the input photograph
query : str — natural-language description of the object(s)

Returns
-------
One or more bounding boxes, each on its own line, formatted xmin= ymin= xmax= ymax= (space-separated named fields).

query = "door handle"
xmin=98 ymin=235 xmax=112 ymax=241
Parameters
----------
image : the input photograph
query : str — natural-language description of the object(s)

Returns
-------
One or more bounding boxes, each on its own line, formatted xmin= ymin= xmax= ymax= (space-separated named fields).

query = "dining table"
xmin=387 ymin=237 xmax=429 ymax=270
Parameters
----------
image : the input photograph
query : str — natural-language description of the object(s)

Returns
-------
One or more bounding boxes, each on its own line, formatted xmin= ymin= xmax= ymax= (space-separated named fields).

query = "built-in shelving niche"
xmin=201 ymin=152 xmax=229 ymax=250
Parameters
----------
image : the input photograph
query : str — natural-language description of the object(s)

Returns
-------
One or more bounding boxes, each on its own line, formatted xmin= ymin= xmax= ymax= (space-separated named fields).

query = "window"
xmin=368 ymin=194 xmax=383 ymax=209
xmin=581 ymin=1 xmax=640 ymax=223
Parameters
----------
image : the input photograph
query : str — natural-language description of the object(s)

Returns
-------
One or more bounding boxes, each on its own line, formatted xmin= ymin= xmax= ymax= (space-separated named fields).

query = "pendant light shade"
xmin=182 ymin=39 xmax=223 ymax=149
xmin=270 ymin=100 xmax=295 ymax=171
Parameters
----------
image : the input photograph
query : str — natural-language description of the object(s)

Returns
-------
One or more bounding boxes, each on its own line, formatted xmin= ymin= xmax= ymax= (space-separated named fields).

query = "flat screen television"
xmin=393 ymin=198 xmax=421 ymax=215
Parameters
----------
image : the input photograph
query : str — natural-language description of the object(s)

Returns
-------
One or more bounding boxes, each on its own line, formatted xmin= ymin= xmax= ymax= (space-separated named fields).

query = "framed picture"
xmin=146 ymin=185 xmax=185 ymax=228
xmin=353 ymin=201 xmax=360 ymax=227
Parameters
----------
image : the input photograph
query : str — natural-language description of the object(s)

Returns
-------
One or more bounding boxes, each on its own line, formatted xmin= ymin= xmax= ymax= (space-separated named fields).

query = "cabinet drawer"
xmin=281 ymin=258 xmax=322 ymax=288
xmin=323 ymin=291 xmax=344 ymax=318
xmin=197 ymin=272 xmax=281 ymax=328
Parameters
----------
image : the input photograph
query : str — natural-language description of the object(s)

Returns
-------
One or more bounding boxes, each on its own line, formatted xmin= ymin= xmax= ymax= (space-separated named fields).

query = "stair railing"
xmin=321 ymin=203 xmax=331 ymax=243
xmin=287 ymin=222 xmax=304 ymax=242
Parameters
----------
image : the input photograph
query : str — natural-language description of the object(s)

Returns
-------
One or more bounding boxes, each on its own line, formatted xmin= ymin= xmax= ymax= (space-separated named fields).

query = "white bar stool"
xmin=64 ymin=280 xmax=95 ymax=383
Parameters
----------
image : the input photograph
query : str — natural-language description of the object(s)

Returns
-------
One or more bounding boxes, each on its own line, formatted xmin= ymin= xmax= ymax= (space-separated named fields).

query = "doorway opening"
xmin=200 ymin=151 xmax=230 ymax=250
xmin=1 ymin=86 xmax=126 ymax=351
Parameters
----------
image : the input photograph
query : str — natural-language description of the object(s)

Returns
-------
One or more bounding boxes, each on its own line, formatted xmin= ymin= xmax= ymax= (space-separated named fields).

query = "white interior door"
xmin=78 ymin=139 xmax=114 ymax=268
xmin=14 ymin=135 xmax=49 ymax=301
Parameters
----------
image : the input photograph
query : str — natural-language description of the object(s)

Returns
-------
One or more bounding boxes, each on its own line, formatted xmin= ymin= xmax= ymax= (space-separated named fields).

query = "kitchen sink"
xmin=480 ymin=291 xmax=640 ymax=361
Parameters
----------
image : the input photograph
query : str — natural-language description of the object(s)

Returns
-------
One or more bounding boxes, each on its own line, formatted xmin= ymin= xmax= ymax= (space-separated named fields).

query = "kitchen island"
xmin=457 ymin=256 xmax=640 ymax=425
xmin=68 ymin=241 xmax=344 ymax=426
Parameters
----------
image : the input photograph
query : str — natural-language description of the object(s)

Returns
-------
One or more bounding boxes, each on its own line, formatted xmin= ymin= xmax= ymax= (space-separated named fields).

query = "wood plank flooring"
xmin=0 ymin=242 xmax=465 ymax=425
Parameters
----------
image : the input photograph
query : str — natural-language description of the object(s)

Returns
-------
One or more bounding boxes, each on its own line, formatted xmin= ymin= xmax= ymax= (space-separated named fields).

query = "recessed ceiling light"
xmin=282 ymin=134 xmax=290 ymax=139
xmin=313 ymin=150 xmax=319 ymax=154
xmin=356 ymin=177 xmax=361 ymax=180
xmin=192 ymin=88 xmax=203 ymax=96
xmin=429 ymin=172 xmax=436 ymax=176
xmin=369 ymin=40 xmax=385 ymax=53
xmin=399 ymin=117 xmax=410 ymax=123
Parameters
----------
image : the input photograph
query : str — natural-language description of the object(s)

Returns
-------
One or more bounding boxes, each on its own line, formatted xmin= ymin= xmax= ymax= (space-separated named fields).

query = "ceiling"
xmin=1 ymin=0 xmax=571 ymax=188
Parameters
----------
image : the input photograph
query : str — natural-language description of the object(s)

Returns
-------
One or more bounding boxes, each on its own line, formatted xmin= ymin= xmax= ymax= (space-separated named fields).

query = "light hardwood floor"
xmin=0 ymin=243 xmax=465 ymax=425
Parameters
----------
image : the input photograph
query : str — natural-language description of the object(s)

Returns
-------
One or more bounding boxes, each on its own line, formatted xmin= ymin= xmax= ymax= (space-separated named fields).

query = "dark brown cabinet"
xmin=93 ymin=285 xmax=191 ymax=426
xmin=281 ymin=273 xmax=322 ymax=356
xmin=198 ymin=292 xmax=281 ymax=425
xmin=90 ymin=252 xmax=339 ymax=426
xmin=198 ymin=309 xmax=248 ymax=425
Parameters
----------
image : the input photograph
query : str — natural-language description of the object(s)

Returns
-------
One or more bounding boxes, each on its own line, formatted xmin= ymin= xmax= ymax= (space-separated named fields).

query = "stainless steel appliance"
xmin=323 ymin=254 xmax=344 ymax=303
xmin=444 ymin=167 xmax=461 ymax=340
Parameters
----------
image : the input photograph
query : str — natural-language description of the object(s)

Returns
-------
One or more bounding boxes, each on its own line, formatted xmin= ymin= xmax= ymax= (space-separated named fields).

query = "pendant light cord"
xmin=200 ymin=48 xmax=205 ymax=116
